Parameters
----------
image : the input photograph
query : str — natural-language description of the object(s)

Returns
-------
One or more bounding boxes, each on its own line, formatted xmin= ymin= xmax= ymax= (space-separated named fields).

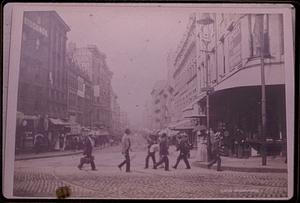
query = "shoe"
xmin=217 ymin=169 xmax=223 ymax=172
xmin=78 ymin=166 xmax=82 ymax=170
xmin=172 ymin=166 xmax=177 ymax=169
xmin=165 ymin=169 xmax=170 ymax=171
xmin=118 ymin=165 xmax=122 ymax=171
xmin=153 ymin=166 xmax=157 ymax=169
xmin=186 ymin=167 xmax=191 ymax=169
xmin=92 ymin=168 xmax=97 ymax=171
xmin=125 ymin=170 xmax=131 ymax=173
xmin=144 ymin=167 xmax=148 ymax=169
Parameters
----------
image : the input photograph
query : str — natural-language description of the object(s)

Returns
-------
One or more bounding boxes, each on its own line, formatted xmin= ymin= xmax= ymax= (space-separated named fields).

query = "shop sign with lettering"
xmin=24 ymin=17 xmax=48 ymax=37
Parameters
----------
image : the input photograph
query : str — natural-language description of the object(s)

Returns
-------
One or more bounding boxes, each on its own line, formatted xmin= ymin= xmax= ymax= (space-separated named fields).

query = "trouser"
xmin=155 ymin=155 xmax=169 ymax=171
xmin=145 ymin=152 xmax=156 ymax=168
xmin=118 ymin=152 xmax=130 ymax=172
xmin=173 ymin=153 xmax=191 ymax=169
xmin=208 ymin=152 xmax=221 ymax=171
xmin=78 ymin=155 xmax=96 ymax=170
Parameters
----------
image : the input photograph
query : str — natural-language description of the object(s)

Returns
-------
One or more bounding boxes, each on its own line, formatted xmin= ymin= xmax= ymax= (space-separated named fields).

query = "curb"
xmin=15 ymin=151 xmax=83 ymax=161
xmin=15 ymin=146 xmax=108 ymax=161
xmin=192 ymin=161 xmax=287 ymax=173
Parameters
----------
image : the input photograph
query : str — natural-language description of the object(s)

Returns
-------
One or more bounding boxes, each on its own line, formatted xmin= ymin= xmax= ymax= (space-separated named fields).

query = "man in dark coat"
xmin=118 ymin=129 xmax=132 ymax=172
xmin=207 ymin=129 xmax=224 ymax=171
xmin=154 ymin=133 xmax=170 ymax=171
xmin=173 ymin=133 xmax=191 ymax=169
xmin=78 ymin=134 xmax=96 ymax=171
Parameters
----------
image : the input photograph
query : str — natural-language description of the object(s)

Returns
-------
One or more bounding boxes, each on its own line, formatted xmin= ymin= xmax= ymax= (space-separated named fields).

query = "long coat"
xmin=121 ymin=134 xmax=131 ymax=154
xmin=177 ymin=139 xmax=191 ymax=155
xmin=211 ymin=132 xmax=225 ymax=156
xmin=83 ymin=137 xmax=93 ymax=157
xmin=159 ymin=138 xmax=169 ymax=156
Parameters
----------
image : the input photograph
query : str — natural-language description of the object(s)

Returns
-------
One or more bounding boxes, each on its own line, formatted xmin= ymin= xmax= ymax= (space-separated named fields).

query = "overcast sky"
xmin=54 ymin=4 xmax=193 ymax=126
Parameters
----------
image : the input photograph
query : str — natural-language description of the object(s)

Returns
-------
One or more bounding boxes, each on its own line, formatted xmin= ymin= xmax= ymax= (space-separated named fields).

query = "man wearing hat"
xmin=118 ymin=128 xmax=132 ymax=172
xmin=144 ymin=135 xmax=157 ymax=169
xmin=173 ymin=132 xmax=191 ymax=169
xmin=207 ymin=129 xmax=224 ymax=171
xmin=154 ymin=133 xmax=170 ymax=171
xmin=78 ymin=133 xmax=96 ymax=171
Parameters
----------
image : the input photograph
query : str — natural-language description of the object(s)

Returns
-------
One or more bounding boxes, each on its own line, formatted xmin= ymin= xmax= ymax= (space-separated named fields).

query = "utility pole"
xmin=204 ymin=41 xmax=212 ymax=161
xmin=197 ymin=13 xmax=214 ymax=162
xmin=260 ymin=14 xmax=267 ymax=166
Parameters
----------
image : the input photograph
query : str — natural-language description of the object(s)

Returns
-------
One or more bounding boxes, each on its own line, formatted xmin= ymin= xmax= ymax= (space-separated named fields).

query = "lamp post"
xmin=260 ymin=14 xmax=267 ymax=166
xmin=197 ymin=13 xmax=215 ymax=161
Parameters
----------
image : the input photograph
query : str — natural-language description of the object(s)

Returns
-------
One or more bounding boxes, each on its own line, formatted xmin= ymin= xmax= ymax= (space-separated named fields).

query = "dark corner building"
xmin=17 ymin=11 xmax=70 ymax=119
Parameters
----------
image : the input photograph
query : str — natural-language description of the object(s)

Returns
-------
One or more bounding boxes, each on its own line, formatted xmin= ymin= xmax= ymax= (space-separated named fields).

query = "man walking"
xmin=173 ymin=133 xmax=191 ymax=169
xmin=118 ymin=129 xmax=132 ymax=172
xmin=78 ymin=133 xmax=96 ymax=171
xmin=154 ymin=133 xmax=170 ymax=171
xmin=207 ymin=129 xmax=224 ymax=171
xmin=144 ymin=135 xmax=157 ymax=169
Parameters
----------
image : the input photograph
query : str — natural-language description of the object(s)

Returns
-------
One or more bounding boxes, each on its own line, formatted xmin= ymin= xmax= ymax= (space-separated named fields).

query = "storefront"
xmin=169 ymin=119 xmax=197 ymax=148
xmin=201 ymin=84 xmax=286 ymax=157
xmin=48 ymin=118 xmax=69 ymax=151
xmin=15 ymin=113 xmax=40 ymax=153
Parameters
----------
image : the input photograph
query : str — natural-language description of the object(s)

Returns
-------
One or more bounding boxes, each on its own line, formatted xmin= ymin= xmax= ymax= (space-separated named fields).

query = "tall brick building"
xmin=17 ymin=11 xmax=70 ymax=119
xmin=70 ymin=44 xmax=113 ymax=130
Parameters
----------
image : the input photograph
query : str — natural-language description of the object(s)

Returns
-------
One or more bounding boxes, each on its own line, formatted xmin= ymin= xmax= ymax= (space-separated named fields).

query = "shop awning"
xmin=184 ymin=113 xmax=206 ymax=119
xmin=168 ymin=119 xmax=194 ymax=131
xmin=48 ymin=118 xmax=66 ymax=125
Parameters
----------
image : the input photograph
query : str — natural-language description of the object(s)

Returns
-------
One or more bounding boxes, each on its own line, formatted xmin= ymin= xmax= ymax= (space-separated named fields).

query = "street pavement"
xmin=13 ymin=135 xmax=288 ymax=199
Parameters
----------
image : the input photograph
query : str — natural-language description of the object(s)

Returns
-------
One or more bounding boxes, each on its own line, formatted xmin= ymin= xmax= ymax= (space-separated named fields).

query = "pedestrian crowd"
xmin=77 ymin=127 xmax=227 ymax=172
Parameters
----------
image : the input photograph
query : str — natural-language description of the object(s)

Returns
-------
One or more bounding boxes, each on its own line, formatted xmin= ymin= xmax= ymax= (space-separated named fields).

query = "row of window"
xmin=95 ymin=110 xmax=111 ymax=123
xmin=174 ymin=86 xmax=197 ymax=111
xmin=48 ymin=104 xmax=67 ymax=115
xmin=49 ymin=89 xmax=67 ymax=103
xmin=174 ymin=20 xmax=196 ymax=66
xmin=174 ymin=51 xmax=197 ymax=93
xmin=69 ymin=75 xmax=78 ymax=90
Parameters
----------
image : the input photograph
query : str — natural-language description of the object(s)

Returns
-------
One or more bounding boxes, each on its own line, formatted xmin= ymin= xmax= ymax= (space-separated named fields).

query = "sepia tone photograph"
xmin=2 ymin=3 xmax=295 ymax=199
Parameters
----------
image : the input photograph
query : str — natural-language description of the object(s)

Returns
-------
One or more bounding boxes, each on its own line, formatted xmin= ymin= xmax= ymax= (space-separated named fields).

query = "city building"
xmin=166 ymin=14 xmax=200 ymax=146
xmin=172 ymin=14 xmax=200 ymax=123
xmin=70 ymin=44 xmax=113 ymax=131
xmin=65 ymin=53 xmax=93 ymax=127
xmin=17 ymin=11 xmax=70 ymax=119
xmin=198 ymin=13 xmax=286 ymax=146
xmin=149 ymin=80 xmax=170 ymax=130
xmin=169 ymin=13 xmax=286 ymax=156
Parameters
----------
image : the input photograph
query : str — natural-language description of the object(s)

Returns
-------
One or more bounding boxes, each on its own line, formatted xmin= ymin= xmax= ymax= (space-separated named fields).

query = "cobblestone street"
xmin=13 ymin=145 xmax=288 ymax=199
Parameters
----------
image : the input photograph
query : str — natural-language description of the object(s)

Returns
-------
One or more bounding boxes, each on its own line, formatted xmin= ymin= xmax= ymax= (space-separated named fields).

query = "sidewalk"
xmin=191 ymin=150 xmax=287 ymax=173
xmin=15 ymin=145 xmax=114 ymax=161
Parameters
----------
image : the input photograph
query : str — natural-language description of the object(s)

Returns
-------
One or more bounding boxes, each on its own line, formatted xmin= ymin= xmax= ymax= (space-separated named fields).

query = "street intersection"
xmin=13 ymin=142 xmax=288 ymax=199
